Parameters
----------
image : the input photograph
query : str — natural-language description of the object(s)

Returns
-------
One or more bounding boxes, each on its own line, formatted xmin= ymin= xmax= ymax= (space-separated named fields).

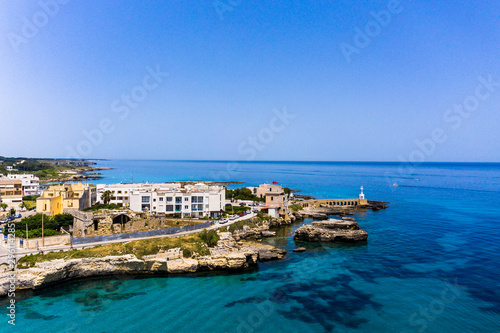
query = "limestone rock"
xmin=166 ymin=259 xmax=199 ymax=273
xmin=294 ymin=218 xmax=368 ymax=243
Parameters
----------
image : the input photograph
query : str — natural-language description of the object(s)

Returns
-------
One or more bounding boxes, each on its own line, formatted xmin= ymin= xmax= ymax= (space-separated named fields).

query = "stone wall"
xmin=299 ymin=198 xmax=368 ymax=208
xmin=18 ymin=234 xmax=71 ymax=249
xmin=66 ymin=208 xmax=207 ymax=237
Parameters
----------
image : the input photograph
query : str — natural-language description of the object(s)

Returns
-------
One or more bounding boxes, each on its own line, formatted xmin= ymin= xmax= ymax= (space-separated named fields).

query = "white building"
xmin=0 ymin=174 xmax=40 ymax=197
xmin=95 ymin=183 xmax=182 ymax=208
xmin=3 ymin=174 xmax=40 ymax=196
xmin=96 ymin=182 xmax=225 ymax=218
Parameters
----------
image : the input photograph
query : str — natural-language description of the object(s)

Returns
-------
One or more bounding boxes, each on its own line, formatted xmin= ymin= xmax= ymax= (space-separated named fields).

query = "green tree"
xmin=198 ymin=229 xmax=219 ymax=247
xmin=101 ymin=190 xmax=112 ymax=205
xmin=9 ymin=208 xmax=15 ymax=216
xmin=0 ymin=203 xmax=7 ymax=211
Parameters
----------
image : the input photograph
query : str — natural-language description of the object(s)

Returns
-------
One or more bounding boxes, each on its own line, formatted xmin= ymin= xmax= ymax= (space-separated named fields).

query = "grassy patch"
xmin=228 ymin=219 xmax=260 ymax=233
xmin=289 ymin=204 xmax=303 ymax=212
xmin=17 ymin=233 xmax=211 ymax=269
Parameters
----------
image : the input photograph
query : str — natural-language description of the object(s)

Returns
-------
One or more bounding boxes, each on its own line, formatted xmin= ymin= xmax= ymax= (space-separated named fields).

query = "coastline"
xmin=0 ymin=234 xmax=286 ymax=297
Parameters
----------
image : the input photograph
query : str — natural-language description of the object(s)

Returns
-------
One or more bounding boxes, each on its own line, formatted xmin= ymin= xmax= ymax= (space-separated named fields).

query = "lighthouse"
xmin=359 ymin=186 xmax=365 ymax=200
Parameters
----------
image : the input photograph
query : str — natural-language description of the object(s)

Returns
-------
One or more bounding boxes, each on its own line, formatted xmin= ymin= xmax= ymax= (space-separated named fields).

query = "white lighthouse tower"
xmin=359 ymin=186 xmax=365 ymax=200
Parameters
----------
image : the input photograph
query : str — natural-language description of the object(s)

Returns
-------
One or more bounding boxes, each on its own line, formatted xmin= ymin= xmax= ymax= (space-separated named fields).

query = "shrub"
xmin=182 ymin=248 xmax=192 ymax=258
xmin=289 ymin=204 xmax=303 ymax=212
xmin=198 ymin=229 xmax=219 ymax=247
xmin=83 ymin=204 xmax=122 ymax=212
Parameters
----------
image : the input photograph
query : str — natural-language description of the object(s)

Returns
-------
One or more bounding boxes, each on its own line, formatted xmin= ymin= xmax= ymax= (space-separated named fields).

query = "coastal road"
xmin=0 ymin=212 xmax=257 ymax=265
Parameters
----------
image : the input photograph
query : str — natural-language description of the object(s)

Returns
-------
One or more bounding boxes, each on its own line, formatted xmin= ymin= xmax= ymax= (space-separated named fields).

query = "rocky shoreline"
xmin=41 ymin=167 xmax=111 ymax=183
xmin=0 ymin=232 xmax=285 ymax=297
xmin=294 ymin=218 xmax=368 ymax=243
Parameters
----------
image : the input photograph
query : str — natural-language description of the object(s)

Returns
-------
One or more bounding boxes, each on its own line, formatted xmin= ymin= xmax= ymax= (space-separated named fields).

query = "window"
xmin=166 ymin=205 xmax=174 ymax=212
xmin=198 ymin=196 xmax=203 ymax=202
xmin=175 ymin=197 xmax=182 ymax=203
xmin=185 ymin=197 xmax=189 ymax=201
xmin=159 ymin=197 xmax=164 ymax=202
xmin=141 ymin=196 xmax=150 ymax=203
xmin=271 ymin=196 xmax=274 ymax=201
xmin=184 ymin=205 xmax=188 ymax=209
xmin=175 ymin=205 xmax=182 ymax=212
xmin=153 ymin=198 xmax=156 ymax=202
xmin=167 ymin=197 xmax=173 ymax=202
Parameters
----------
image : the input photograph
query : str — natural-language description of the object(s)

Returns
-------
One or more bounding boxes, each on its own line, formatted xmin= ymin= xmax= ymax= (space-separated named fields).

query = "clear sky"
xmin=1 ymin=1 xmax=499 ymax=162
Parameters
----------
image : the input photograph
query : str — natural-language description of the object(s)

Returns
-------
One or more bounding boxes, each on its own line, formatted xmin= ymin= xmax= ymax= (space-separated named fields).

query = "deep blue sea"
xmin=3 ymin=160 xmax=500 ymax=333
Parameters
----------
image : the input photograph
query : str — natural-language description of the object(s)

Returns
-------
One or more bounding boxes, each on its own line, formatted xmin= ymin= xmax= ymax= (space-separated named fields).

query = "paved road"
xmin=0 ymin=212 xmax=257 ymax=265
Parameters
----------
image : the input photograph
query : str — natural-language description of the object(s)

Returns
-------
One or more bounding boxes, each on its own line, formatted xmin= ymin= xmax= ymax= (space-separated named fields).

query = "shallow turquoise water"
xmin=2 ymin=161 xmax=500 ymax=332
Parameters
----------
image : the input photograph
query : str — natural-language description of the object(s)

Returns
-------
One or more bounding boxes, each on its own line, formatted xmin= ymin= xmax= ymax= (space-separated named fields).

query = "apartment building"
xmin=0 ymin=179 xmax=23 ymax=208
xmin=97 ymin=182 xmax=225 ymax=217
xmin=1 ymin=174 xmax=40 ymax=196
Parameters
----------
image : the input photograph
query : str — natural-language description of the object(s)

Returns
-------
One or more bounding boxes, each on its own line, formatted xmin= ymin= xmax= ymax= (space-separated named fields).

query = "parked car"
xmin=229 ymin=215 xmax=238 ymax=221
xmin=238 ymin=212 xmax=244 ymax=217
xmin=239 ymin=203 xmax=246 ymax=207
xmin=15 ymin=214 xmax=21 ymax=218
xmin=252 ymin=209 xmax=259 ymax=213
xmin=219 ymin=218 xmax=228 ymax=224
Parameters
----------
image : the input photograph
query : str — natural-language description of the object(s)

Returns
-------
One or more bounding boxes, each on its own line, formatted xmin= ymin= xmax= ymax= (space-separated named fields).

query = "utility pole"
xmin=42 ymin=214 xmax=44 ymax=247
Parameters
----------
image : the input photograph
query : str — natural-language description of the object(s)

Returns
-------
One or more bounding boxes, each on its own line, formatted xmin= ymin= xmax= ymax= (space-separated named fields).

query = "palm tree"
xmin=101 ymin=190 xmax=112 ymax=205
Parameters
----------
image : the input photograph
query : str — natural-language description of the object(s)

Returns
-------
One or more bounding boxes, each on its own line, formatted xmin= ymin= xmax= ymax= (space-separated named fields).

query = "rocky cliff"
xmin=0 ymin=232 xmax=286 ymax=297
xmin=293 ymin=218 xmax=368 ymax=243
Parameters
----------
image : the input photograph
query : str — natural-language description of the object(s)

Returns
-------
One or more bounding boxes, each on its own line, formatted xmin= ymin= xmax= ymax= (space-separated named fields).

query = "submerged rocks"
xmin=293 ymin=247 xmax=306 ymax=252
xmin=294 ymin=218 xmax=368 ymax=243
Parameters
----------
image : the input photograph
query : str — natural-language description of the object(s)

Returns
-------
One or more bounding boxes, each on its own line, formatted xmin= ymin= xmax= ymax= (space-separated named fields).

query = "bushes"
xmin=198 ymin=229 xmax=219 ymax=247
xmin=83 ymin=204 xmax=122 ymax=211
xmin=224 ymin=205 xmax=248 ymax=215
xmin=3 ymin=213 xmax=74 ymax=236
xmin=289 ymin=204 xmax=303 ymax=212
xmin=228 ymin=220 xmax=259 ymax=232
xmin=14 ymin=228 xmax=60 ymax=238
xmin=182 ymin=248 xmax=192 ymax=258
xmin=226 ymin=188 xmax=265 ymax=202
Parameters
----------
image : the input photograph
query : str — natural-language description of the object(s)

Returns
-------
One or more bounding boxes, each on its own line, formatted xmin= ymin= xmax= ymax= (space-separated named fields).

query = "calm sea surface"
xmin=2 ymin=161 xmax=500 ymax=333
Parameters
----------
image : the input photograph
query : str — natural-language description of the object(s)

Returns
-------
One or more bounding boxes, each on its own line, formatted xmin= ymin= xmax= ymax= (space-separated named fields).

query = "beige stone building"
xmin=36 ymin=182 xmax=95 ymax=215
xmin=252 ymin=183 xmax=289 ymax=217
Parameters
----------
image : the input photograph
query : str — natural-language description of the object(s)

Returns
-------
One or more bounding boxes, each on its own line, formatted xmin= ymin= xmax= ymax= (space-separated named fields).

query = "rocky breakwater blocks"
xmin=294 ymin=218 xmax=368 ymax=243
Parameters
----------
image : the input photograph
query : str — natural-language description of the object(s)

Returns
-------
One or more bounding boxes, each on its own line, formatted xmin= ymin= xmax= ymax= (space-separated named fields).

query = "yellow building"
xmin=36 ymin=182 xmax=94 ymax=215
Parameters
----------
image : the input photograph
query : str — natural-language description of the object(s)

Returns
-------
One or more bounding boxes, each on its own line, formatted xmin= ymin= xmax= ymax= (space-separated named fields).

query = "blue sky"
xmin=1 ymin=1 xmax=499 ymax=161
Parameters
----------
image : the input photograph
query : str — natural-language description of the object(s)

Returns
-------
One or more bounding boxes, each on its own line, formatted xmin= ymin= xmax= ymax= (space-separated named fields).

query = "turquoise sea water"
xmin=2 ymin=161 xmax=500 ymax=333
